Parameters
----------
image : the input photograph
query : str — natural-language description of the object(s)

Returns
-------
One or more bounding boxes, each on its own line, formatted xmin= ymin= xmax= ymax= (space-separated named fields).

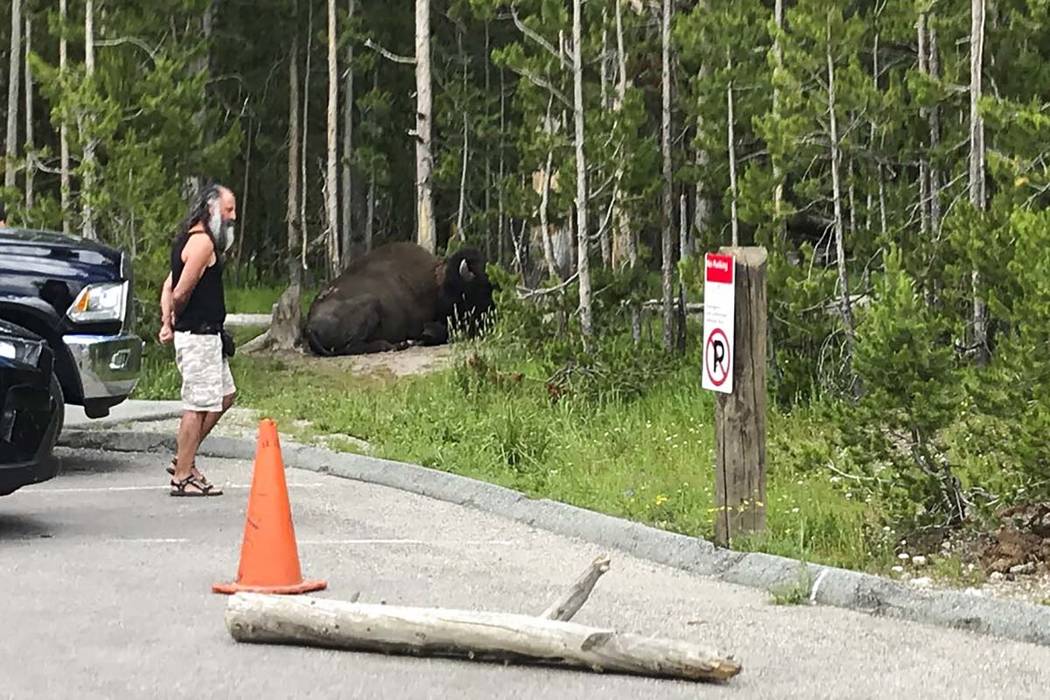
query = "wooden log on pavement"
xmin=225 ymin=593 xmax=741 ymax=683
xmin=540 ymin=554 xmax=611 ymax=621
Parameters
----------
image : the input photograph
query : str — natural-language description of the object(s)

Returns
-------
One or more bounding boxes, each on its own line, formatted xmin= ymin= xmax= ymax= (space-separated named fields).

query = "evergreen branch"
xmin=364 ymin=38 xmax=415 ymax=66
xmin=507 ymin=66 xmax=572 ymax=110
xmin=510 ymin=4 xmax=571 ymax=72
xmin=588 ymin=170 xmax=617 ymax=201
xmin=590 ymin=180 xmax=618 ymax=244
xmin=518 ymin=272 xmax=580 ymax=299
xmin=95 ymin=36 xmax=159 ymax=60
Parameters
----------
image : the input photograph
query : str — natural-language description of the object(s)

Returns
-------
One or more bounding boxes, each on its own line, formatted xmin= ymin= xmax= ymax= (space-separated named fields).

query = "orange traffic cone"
xmin=213 ymin=418 xmax=327 ymax=595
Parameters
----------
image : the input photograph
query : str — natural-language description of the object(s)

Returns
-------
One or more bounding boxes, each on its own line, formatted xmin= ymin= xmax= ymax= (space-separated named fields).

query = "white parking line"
xmin=25 ymin=483 xmax=326 ymax=494
xmin=297 ymin=539 xmax=515 ymax=546
xmin=98 ymin=538 xmax=514 ymax=546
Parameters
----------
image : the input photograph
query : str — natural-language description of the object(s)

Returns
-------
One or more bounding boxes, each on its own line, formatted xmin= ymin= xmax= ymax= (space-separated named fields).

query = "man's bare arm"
xmin=160 ymin=272 xmax=174 ymax=327
xmin=171 ymin=235 xmax=214 ymax=316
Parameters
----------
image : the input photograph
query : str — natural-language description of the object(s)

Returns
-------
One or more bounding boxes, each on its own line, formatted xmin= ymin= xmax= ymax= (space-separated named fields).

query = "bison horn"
xmin=459 ymin=258 xmax=475 ymax=282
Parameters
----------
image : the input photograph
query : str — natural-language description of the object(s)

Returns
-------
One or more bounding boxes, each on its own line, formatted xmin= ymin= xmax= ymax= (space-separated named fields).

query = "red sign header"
xmin=705 ymin=253 xmax=734 ymax=285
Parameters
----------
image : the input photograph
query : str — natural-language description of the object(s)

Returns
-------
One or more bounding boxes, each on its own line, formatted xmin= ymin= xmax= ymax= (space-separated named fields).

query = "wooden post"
xmin=713 ymin=246 xmax=767 ymax=547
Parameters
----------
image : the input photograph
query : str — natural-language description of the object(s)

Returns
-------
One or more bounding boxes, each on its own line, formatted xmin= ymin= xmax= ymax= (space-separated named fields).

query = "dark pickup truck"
xmin=0 ymin=226 xmax=145 ymax=421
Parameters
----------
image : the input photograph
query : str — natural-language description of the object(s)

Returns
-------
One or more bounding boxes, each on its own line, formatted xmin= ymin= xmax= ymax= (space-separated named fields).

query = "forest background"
xmin=2 ymin=0 xmax=1049 ymax=582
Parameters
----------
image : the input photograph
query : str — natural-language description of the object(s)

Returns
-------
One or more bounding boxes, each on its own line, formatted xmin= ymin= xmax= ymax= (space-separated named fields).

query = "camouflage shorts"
xmin=174 ymin=331 xmax=236 ymax=412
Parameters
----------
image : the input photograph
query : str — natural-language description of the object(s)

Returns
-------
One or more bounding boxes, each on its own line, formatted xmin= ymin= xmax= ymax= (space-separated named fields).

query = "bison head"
xmin=440 ymin=247 xmax=496 ymax=338
xmin=303 ymin=284 xmax=347 ymax=356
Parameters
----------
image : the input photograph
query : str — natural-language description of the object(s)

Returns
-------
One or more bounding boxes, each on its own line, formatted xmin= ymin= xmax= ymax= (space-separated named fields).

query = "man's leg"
xmin=200 ymin=392 xmax=236 ymax=440
xmin=170 ymin=332 xmax=225 ymax=495
xmin=173 ymin=410 xmax=206 ymax=484
xmin=171 ymin=393 xmax=235 ymax=478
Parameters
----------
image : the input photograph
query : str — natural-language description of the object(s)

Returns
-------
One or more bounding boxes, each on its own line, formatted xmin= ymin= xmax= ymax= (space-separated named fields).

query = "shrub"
xmin=837 ymin=245 xmax=965 ymax=530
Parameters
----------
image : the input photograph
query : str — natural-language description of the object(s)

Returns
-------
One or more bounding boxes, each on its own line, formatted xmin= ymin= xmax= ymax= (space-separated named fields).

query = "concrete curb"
xmin=58 ymin=428 xmax=1050 ymax=648
xmin=64 ymin=408 xmax=186 ymax=431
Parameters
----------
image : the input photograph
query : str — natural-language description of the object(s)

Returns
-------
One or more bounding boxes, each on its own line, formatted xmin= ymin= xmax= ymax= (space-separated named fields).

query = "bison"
xmin=304 ymin=242 xmax=496 ymax=356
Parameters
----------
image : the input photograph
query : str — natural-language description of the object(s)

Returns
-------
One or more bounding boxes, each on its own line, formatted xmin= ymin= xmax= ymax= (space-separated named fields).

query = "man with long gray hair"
xmin=158 ymin=183 xmax=238 ymax=496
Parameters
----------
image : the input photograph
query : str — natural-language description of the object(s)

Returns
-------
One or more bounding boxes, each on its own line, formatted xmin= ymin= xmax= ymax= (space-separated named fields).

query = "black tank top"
xmin=171 ymin=231 xmax=226 ymax=332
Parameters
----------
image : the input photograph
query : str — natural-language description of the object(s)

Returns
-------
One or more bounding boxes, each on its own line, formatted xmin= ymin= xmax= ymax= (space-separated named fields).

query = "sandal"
xmin=167 ymin=458 xmax=213 ymax=487
xmin=170 ymin=474 xmax=223 ymax=497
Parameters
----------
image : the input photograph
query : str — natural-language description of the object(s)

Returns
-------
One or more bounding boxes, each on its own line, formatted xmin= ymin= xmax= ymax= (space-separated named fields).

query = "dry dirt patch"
xmin=261 ymin=343 xmax=455 ymax=381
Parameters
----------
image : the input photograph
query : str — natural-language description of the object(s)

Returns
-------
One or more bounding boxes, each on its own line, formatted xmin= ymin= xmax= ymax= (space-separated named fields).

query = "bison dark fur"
xmin=304 ymin=242 xmax=495 ymax=356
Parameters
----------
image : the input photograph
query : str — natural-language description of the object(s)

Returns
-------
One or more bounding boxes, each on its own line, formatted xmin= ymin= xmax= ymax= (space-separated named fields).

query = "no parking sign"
xmin=702 ymin=253 xmax=734 ymax=394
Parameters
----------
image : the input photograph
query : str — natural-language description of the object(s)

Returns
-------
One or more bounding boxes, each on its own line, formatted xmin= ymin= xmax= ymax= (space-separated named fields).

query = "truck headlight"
xmin=67 ymin=282 xmax=128 ymax=324
xmin=0 ymin=335 xmax=44 ymax=367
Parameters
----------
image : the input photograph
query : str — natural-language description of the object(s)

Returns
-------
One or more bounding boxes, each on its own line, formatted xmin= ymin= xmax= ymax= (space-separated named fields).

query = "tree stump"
xmin=241 ymin=283 xmax=303 ymax=354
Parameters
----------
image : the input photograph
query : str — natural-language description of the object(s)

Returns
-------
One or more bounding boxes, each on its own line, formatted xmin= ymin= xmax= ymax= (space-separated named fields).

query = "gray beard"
xmin=208 ymin=209 xmax=235 ymax=253
xmin=219 ymin=221 xmax=236 ymax=253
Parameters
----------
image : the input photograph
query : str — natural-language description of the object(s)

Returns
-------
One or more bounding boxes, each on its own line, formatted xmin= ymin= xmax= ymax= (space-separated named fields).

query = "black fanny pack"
xmin=220 ymin=328 xmax=236 ymax=358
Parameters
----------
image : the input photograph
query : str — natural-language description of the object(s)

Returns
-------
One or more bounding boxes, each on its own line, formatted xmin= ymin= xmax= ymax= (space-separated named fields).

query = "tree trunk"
xmin=676 ymin=194 xmax=688 ymax=352
xmin=611 ymin=0 xmax=634 ymax=272
xmin=365 ymin=65 xmax=377 ymax=253
xmin=661 ymin=0 xmax=675 ymax=352
xmin=5 ymin=0 xmax=22 ymax=191
xmin=572 ymin=0 xmax=593 ymax=345
xmin=772 ymin=0 xmax=784 ymax=220
xmin=598 ymin=12 xmax=612 ymax=267
xmin=868 ymin=30 xmax=884 ymax=244
xmin=455 ymin=30 xmax=469 ymax=245
xmin=224 ymin=593 xmax=742 ymax=683
xmin=23 ymin=14 xmax=33 ymax=210
xmin=456 ymin=112 xmax=469 ymax=243
xmin=82 ymin=0 xmax=97 ymax=240
xmin=970 ymin=0 xmax=987 ymax=363
xmin=600 ymin=14 xmax=610 ymax=111
xmin=484 ymin=22 xmax=492 ymax=262
xmin=246 ymin=8 xmax=305 ymax=355
xmin=288 ymin=26 xmax=302 ymax=287
xmin=326 ymin=0 xmax=341 ymax=277
xmin=726 ymin=53 xmax=739 ymax=248
xmin=188 ymin=0 xmax=216 ymax=195
xmin=60 ymin=0 xmax=71 ymax=233
xmin=365 ymin=172 xmax=375 ymax=252
xmin=928 ymin=22 xmax=942 ymax=240
xmin=498 ymin=65 xmax=507 ymax=267
xmin=539 ymin=150 xmax=559 ymax=280
xmin=917 ymin=18 xmax=930 ymax=241
xmin=235 ymin=122 xmax=254 ymax=267
xmin=415 ymin=0 xmax=436 ymax=254
xmin=301 ymin=1 xmax=313 ymax=270
xmin=827 ymin=14 xmax=854 ymax=345
xmin=341 ymin=0 xmax=355 ymax=267
xmin=694 ymin=62 xmax=711 ymax=248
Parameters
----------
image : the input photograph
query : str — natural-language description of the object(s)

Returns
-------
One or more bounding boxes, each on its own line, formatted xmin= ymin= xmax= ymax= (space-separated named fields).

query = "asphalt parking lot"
xmin=2 ymin=447 xmax=1050 ymax=699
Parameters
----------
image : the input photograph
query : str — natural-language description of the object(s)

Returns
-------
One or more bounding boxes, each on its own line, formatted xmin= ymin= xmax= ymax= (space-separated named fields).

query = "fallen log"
xmin=225 ymin=593 xmax=740 ymax=682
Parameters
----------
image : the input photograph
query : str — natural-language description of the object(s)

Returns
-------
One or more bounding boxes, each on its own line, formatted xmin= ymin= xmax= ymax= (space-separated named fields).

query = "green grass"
xmin=927 ymin=554 xmax=985 ymax=588
xmin=769 ymin=564 xmax=814 ymax=605
xmin=223 ymin=284 xmax=319 ymax=315
xmin=132 ymin=331 xmax=899 ymax=575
